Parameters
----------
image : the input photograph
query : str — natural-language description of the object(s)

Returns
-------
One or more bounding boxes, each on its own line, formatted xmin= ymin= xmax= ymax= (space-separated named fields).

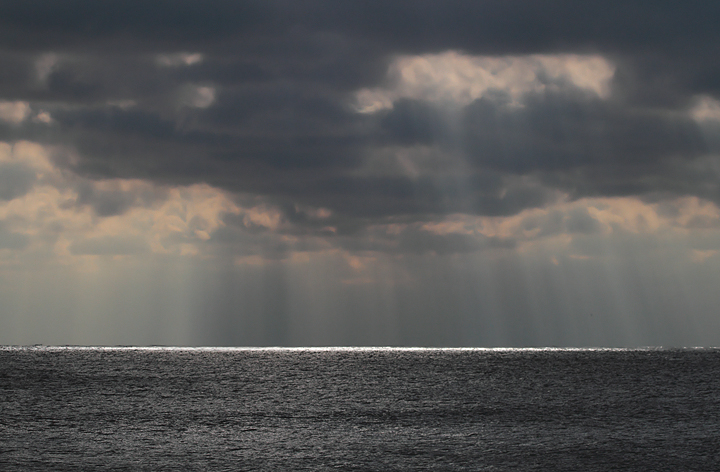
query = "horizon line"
xmin=2 ymin=345 xmax=717 ymax=351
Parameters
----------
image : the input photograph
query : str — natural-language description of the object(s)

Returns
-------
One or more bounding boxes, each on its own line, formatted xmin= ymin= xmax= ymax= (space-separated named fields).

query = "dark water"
xmin=1 ymin=347 xmax=719 ymax=471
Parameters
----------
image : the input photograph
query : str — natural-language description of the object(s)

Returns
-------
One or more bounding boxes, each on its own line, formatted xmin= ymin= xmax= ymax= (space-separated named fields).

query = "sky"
xmin=1 ymin=1 xmax=720 ymax=347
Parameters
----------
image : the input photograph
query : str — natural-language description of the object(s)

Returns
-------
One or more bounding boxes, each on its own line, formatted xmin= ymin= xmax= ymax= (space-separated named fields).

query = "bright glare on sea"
xmin=1 ymin=347 xmax=719 ymax=471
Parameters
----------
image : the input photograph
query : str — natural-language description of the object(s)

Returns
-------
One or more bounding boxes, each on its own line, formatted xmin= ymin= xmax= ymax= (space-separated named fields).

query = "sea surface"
xmin=1 ymin=347 xmax=719 ymax=471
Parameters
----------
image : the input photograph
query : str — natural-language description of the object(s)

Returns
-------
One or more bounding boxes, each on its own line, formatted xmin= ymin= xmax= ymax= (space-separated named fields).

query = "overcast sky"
xmin=1 ymin=1 xmax=720 ymax=346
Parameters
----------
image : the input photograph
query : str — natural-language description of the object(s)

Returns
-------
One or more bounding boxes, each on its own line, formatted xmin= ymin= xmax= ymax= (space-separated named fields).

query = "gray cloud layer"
xmin=1 ymin=0 xmax=719 ymax=236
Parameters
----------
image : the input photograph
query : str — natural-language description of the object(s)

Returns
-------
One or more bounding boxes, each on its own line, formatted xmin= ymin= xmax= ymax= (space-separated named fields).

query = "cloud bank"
xmin=1 ymin=1 xmax=720 ymax=346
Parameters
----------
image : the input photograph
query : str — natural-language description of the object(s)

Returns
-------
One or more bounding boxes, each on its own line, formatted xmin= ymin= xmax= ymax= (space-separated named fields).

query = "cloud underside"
xmin=6 ymin=2 xmax=720 ymax=346
xmin=0 ymin=0 xmax=719 ymax=262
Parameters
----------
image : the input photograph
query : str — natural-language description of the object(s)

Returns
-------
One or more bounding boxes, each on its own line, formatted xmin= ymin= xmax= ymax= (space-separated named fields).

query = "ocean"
xmin=1 ymin=347 xmax=719 ymax=471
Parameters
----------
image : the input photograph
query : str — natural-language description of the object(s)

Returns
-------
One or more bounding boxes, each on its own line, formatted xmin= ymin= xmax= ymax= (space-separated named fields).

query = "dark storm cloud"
xmin=1 ymin=1 xmax=718 ymax=107
xmin=3 ymin=1 xmax=717 ymax=53
xmin=74 ymin=182 xmax=140 ymax=217
xmin=379 ymin=99 xmax=449 ymax=146
xmin=1 ymin=0 xmax=720 ymax=229
xmin=270 ymin=173 xmax=553 ymax=220
xmin=0 ymin=1 xmax=276 ymax=50
xmin=377 ymin=84 xmax=706 ymax=172
xmin=211 ymin=203 xmax=518 ymax=257
xmin=461 ymin=90 xmax=706 ymax=173
xmin=72 ymin=179 xmax=166 ymax=217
